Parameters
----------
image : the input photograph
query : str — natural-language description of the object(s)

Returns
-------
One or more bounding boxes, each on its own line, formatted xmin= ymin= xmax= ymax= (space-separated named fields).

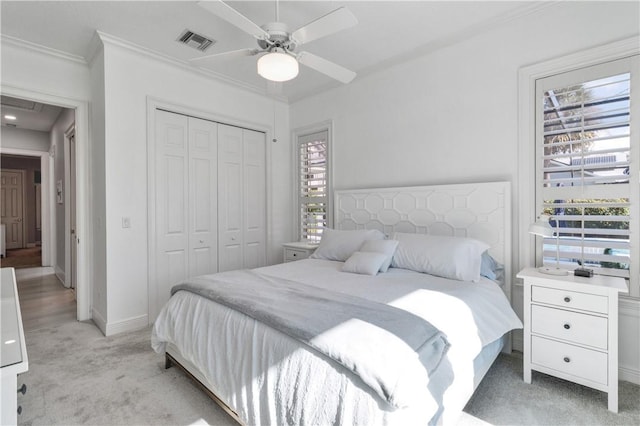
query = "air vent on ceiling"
xmin=177 ymin=30 xmax=215 ymax=52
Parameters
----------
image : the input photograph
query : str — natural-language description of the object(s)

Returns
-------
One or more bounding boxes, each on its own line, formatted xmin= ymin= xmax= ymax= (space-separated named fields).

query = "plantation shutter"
xmin=535 ymin=56 xmax=639 ymax=294
xmin=298 ymin=130 xmax=328 ymax=242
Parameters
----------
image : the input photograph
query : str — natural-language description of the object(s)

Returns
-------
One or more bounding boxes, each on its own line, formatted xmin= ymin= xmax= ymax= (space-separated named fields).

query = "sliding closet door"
xmin=218 ymin=124 xmax=244 ymax=272
xmin=188 ymin=117 xmax=218 ymax=277
xmin=242 ymin=129 xmax=266 ymax=268
xmin=154 ymin=110 xmax=189 ymax=315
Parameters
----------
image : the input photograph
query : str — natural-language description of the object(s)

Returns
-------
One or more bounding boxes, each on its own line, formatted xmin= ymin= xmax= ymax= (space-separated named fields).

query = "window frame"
xmin=536 ymin=58 xmax=634 ymax=278
xmin=293 ymin=121 xmax=333 ymax=242
xmin=518 ymin=37 xmax=639 ymax=298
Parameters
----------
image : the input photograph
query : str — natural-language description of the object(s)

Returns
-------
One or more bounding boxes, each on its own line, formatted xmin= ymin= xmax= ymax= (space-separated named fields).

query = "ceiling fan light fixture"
xmin=257 ymin=49 xmax=299 ymax=82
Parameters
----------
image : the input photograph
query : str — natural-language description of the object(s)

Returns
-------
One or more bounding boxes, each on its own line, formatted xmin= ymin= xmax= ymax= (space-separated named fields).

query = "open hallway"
xmin=15 ymin=267 xmax=76 ymax=332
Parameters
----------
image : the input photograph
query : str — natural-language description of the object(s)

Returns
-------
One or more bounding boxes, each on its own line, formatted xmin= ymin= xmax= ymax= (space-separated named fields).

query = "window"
xmin=535 ymin=56 xmax=638 ymax=293
xmin=297 ymin=130 xmax=329 ymax=242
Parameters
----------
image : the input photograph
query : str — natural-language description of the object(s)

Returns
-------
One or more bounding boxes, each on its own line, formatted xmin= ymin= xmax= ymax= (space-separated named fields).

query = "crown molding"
xmin=96 ymin=31 xmax=288 ymax=103
xmin=85 ymin=31 xmax=104 ymax=67
xmin=0 ymin=34 xmax=87 ymax=65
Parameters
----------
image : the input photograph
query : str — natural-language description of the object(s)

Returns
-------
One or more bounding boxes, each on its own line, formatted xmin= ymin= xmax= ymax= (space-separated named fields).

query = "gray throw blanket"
xmin=172 ymin=269 xmax=450 ymax=408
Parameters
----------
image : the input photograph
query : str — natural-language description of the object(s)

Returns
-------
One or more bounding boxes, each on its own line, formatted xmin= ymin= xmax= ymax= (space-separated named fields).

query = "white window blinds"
xmin=298 ymin=130 xmax=328 ymax=242
xmin=536 ymin=56 xmax=639 ymax=294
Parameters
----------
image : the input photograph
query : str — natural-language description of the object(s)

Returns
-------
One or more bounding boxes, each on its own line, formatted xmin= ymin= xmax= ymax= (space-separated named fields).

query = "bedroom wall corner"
xmin=89 ymin=37 xmax=108 ymax=327
xmin=99 ymin=34 xmax=293 ymax=331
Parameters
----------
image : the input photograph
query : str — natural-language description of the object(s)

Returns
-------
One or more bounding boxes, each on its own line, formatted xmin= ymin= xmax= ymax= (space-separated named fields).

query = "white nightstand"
xmin=282 ymin=242 xmax=318 ymax=263
xmin=517 ymin=267 xmax=627 ymax=412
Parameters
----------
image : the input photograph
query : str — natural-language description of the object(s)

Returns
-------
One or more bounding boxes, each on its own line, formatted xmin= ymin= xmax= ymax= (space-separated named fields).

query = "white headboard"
xmin=334 ymin=181 xmax=512 ymax=297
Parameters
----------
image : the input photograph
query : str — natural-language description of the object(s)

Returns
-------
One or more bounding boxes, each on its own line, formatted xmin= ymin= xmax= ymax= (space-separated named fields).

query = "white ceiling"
xmin=1 ymin=1 xmax=537 ymax=102
xmin=1 ymin=96 xmax=63 ymax=132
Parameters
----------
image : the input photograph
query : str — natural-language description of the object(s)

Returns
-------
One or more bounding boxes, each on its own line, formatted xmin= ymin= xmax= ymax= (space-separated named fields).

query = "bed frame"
xmin=165 ymin=180 xmax=512 ymax=424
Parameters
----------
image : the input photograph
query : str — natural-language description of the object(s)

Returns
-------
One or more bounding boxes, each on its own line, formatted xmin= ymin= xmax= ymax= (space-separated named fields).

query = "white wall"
xmin=97 ymin=36 xmax=292 ymax=334
xmin=89 ymin=45 xmax=108 ymax=327
xmin=1 ymin=39 xmax=90 ymax=101
xmin=290 ymin=1 xmax=640 ymax=383
xmin=1 ymin=127 xmax=50 ymax=152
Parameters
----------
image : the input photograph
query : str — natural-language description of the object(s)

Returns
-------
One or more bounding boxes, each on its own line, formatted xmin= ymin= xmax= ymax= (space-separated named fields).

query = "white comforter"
xmin=152 ymin=259 xmax=522 ymax=425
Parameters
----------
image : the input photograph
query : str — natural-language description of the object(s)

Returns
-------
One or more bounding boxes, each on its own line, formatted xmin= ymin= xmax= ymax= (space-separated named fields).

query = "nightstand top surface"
xmin=517 ymin=267 xmax=628 ymax=293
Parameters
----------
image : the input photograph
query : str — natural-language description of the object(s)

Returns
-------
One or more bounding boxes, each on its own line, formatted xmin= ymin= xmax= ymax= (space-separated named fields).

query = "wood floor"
xmin=15 ymin=267 xmax=77 ymax=332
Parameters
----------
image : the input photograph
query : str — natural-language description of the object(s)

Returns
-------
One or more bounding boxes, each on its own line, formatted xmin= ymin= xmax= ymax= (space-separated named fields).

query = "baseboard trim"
xmin=92 ymin=308 xmax=107 ymax=336
xmin=104 ymin=314 xmax=148 ymax=336
xmin=54 ymin=266 xmax=66 ymax=286
xmin=26 ymin=243 xmax=36 ymax=248
xmin=620 ymin=365 xmax=640 ymax=385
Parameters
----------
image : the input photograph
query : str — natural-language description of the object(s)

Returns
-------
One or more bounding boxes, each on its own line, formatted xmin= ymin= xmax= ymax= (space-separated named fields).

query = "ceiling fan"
xmin=191 ymin=0 xmax=358 ymax=84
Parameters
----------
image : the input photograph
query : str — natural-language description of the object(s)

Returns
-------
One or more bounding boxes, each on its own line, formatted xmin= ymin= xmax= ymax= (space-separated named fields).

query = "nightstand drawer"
xmin=531 ymin=305 xmax=607 ymax=349
xmin=285 ymin=249 xmax=310 ymax=262
xmin=532 ymin=285 xmax=608 ymax=314
xmin=531 ymin=336 xmax=608 ymax=385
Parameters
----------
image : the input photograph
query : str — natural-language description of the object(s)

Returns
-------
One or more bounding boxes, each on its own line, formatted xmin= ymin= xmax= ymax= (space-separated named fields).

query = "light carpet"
xmin=19 ymin=321 xmax=235 ymax=426
xmin=18 ymin=320 xmax=640 ymax=425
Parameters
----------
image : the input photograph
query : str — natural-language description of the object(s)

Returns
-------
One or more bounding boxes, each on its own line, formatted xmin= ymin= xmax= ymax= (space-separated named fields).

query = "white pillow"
xmin=359 ymin=239 xmax=399 ymax=272
xmin=390 ymin=232 xmax=490 ymax=282
xmin=342 ymin=252 xmax=388 ymax=276
xmin=310 ymin=228 xmax=385 ymax=262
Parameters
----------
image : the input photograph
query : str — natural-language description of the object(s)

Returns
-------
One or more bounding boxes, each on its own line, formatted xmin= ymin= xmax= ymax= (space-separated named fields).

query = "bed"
xmin=151 ymin=181 xmax=523 ymax=425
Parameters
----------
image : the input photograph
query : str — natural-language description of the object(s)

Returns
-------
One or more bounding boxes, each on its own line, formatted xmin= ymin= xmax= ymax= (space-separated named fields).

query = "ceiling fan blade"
xmin=190 ymin=48 xmax=260 ymax=65
xmin=291 ymin=7 xmax=358 ymax=45
xmin=197 ymin=0 xmax=269 ymax=40
xmin=296 ymin=51 xmax=356 ymax=84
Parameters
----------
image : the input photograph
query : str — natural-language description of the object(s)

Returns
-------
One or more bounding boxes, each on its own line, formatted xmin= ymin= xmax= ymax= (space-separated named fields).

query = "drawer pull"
xmin=17 ymin=406 xmax=22 ymax=415
xmin=563 ymin=357 xmax=571 ymax=363
xmin=17 ymin=384 xmax=27 ymax=395
xmin=563 ymin=323 xmax=571 ymax=330
xmin=564 ymin=296 xmax=571 ymax=303
xmin=292 ymin=253 xmax=297 ymax=257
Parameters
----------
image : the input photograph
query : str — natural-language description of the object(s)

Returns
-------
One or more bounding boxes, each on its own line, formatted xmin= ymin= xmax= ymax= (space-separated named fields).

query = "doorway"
xmin=0 ymin=169 xmax=27 ymax=250
xmin=1 ymin=94 xmax=80 ymax=318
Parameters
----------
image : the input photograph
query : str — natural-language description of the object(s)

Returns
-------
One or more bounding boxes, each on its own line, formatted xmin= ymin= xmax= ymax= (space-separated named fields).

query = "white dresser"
xmin=282 ymin=242 xmax=317 ymax=263
xmin=1 ymin=267 xmax=29 ymax=425
xmin=517 ymin=267 xmax=627 ymax=412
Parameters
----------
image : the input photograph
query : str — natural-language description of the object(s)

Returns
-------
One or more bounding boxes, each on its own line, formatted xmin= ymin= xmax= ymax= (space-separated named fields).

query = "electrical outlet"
xmin=122 ymin=217 xmax=131 ymax=228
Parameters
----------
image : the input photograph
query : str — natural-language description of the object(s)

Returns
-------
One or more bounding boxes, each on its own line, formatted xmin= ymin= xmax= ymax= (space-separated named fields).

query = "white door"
xmin=154 ymin=110 xmax=190 ymax=317
xmin=188 ymin=117 xmax=218 ymax=277
xmin=242 ymin=129 xmax=266 ymax=268
xmin=218 ymin=124 xmax=244 ymax=272
xmin=218 ymin=125 xmax=267 ymax=271
xmin=153 ymin=110 xmax=219 ymax=319
xmin=1 ymin=170 xmax=25 ymax=249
